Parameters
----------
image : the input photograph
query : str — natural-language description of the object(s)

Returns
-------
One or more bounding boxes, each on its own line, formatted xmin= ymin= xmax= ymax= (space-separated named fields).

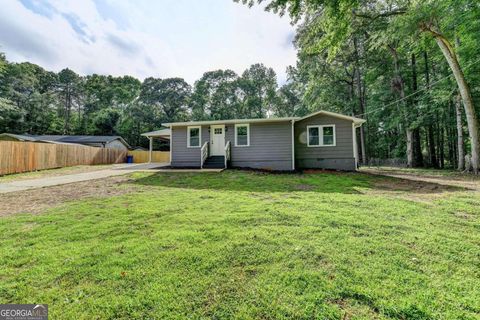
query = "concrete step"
xmin=203 ymin=162 xmax=225 ymax=169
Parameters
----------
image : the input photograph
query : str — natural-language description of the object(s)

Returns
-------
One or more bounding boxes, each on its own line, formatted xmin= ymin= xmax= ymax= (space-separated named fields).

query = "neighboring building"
xmin=147 ymin=110 xmax=365 ymax=171
xmin=132 ymin=146 xmax=148 ymax=151
xmin=0 ymin=134 xmax=131 ymax=151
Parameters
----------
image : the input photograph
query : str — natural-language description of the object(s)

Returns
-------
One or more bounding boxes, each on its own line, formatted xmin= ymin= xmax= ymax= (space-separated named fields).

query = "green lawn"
xmin=0 ymin=170 xmax=479 ymax=319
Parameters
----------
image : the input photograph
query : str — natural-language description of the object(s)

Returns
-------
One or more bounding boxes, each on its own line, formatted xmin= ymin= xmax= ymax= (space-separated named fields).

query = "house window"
xmin=307 ymin=125 xmax=336 ymax=147
xmin=322 ymin=126 xmax=334 ymax=145
xmin=235 ymin=124 xmax=250 ymax=147
xmin=308 ymin=127 xmax=320 ymax=146
xmin=187 ymin=126 xmax=201 ymax=148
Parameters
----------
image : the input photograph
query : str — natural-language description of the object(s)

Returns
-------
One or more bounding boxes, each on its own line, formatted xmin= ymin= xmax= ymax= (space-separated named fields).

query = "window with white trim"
xmin=187 ymin=126 xmax=201 ymax=147
xmin=307 ymin=125 xmax=336 ymax=147
xmin=235 ymin=124 xmax=250 ymax=147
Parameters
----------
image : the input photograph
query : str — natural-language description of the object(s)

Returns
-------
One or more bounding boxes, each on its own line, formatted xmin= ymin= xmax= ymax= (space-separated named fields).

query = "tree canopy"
xmin=236 ymin=0 xmax=480 ymax=172
xmin=0 ymin=59 xmax=287 ymax=149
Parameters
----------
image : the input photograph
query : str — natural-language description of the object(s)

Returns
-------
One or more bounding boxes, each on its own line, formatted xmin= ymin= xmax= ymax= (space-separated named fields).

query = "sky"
xmin=0 ymin=0 xmax=297 ymax=84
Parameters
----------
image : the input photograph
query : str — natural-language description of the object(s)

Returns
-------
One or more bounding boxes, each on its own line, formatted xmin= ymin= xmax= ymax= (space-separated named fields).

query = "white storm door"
xmin=210 ymin=125 xmax=225 ymax=156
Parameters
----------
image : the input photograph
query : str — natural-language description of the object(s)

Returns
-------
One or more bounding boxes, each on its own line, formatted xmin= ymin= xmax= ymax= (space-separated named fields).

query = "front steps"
xmin=203 ymin=156 xmax=225 ymax=169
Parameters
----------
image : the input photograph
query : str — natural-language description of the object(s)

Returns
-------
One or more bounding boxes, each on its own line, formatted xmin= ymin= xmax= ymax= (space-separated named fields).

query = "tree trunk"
xmin=428 ymin=125 xmax=438 ymax=168
xmin=353 ymin=37 xmax=367 ymax=164
xmin=388 ymin=44 xmax=413 ymax=167
xmin=413 ymin=128 xmax=423 ymax=167
xmin=423 ymin=26 xmax=480 ymax=173
xmin=423 ymin=51 xmax=437 ymax=168
xmin=410 ymin=53 xmax=423 ymax=167
xmin=455 ymin=94 xmax=465 ymax=170
xmin=406 ymin=129 xmax=413 ymax=167
xmin=63 ymin=88 xmax=70 ymax=134
xmin=439 ymin=121 xmax=445 ymax=169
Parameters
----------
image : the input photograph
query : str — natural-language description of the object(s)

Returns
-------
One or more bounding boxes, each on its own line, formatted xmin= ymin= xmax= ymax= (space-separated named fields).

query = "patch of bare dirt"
xmin=0 ymin=175 xmax=144 ymax=217
xmin=361 ymin=167 xmax=480 ymax=203
xmin=373 ymin=177 xmax=451 ymax=193
xmin=362 ymin=167 xmax=480 ymax=190
xmin=303 ymin=169 xmax=345 ymax=175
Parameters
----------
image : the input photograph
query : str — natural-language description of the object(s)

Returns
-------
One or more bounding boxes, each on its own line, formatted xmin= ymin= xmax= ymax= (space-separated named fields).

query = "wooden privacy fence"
xmin=0 ymin=141 xmax=127 ymax=175
xmin=127 ymin=150 xmax=170 ymax=163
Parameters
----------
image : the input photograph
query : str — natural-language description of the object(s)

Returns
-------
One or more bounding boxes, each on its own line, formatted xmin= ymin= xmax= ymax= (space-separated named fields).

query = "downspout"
xmin=169 ymin=126 xmax=173 ymax=166
xmin=352 ymin=122 xmax=359 ymax=169
xmin=291 ymin=119 xmax=295 ymax=171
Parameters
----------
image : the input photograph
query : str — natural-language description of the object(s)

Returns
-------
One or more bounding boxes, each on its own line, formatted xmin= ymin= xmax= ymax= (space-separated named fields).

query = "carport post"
xmin=149 ymin=137 xmax=153 ymax=163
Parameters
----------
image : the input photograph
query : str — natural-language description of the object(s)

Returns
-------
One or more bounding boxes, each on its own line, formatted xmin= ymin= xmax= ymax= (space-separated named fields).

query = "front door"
xmin=210 ymin=125 xmax=225 ymax=156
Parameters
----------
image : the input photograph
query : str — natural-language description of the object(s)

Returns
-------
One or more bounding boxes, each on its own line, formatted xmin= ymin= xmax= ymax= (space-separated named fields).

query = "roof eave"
xmin=298 ymin=110 xmax=366 ymax=126
xmin=162 ymin=117 xmax=298 ymax=127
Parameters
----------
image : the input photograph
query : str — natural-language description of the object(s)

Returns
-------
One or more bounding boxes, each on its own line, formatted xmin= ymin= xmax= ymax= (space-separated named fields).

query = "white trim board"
xmin=234 ymin=123 xmax=250 ymax=147
xmin=306 ymin=124 xmax=336 ymax=147
xmin=187 ymin=126 xmax=201 ymax=148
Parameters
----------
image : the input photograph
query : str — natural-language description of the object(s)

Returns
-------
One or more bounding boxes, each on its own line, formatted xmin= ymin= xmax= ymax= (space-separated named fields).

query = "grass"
xmin=0 ymin=170 xmax=479 ymax=319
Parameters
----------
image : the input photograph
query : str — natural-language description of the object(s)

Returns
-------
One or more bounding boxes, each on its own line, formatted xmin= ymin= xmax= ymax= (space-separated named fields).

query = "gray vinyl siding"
xmin=170 ymin=121 xmax=293 ymax=170
xmin=171 ymin=125 xmax=210 ymax=167
xmin=170 ymin=115 xmax=355 ymax=171
xmin=295 ymin=114 xmax=355 ymax=171
xmin=225 ymin=121 xmax=293 ymax=171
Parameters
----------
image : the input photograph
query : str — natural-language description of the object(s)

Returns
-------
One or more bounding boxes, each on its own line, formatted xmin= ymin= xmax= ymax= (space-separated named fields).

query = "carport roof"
xmin=141 ymin=129 xmax=171 ymax=139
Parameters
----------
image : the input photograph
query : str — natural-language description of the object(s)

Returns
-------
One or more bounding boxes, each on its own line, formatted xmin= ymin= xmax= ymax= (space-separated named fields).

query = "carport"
xmin=141 ymin=129 xmax=171 ymax=163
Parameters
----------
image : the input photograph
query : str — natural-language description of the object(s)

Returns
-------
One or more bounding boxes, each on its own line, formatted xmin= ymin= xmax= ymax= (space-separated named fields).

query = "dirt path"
xmin=361 ymin=167 xmax=480 ymax=191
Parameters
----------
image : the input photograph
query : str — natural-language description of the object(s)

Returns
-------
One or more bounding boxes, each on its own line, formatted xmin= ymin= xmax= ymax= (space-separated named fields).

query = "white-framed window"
xmin=187 ymin=126 xmax=201 ymax=148
xmin=307 ymin=125 xmax=336 ymax=147
xmin=235 ymin=123 xmax=250 ymax=147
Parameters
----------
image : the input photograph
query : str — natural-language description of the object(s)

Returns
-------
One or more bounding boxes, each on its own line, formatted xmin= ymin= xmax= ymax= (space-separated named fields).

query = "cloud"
xmin=19 ymin=0 xmax=56 ymax=18
xmin=62 ymin=13 xmax=95 ymax=43
xmin=106 ymin=34 xmax=140 ymax=56
xmin=93 ymin=0 xmax=130 ymax=30
xmin=0 ymin=0 xmax=297 ymax=85
xmin=0 ymin=4 xmax=57 ymax=63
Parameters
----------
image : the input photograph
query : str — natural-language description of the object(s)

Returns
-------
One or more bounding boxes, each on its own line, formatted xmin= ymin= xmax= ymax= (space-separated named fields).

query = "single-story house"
xmin=0 ymin=134 xmax=130 ymax=151
xmin=144 ymin=110 xmax=365 ymax=171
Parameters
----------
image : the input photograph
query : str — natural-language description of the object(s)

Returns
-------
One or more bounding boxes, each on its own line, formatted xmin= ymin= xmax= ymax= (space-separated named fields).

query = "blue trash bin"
xmin=126 ymin=155 xmax=134 ymax=163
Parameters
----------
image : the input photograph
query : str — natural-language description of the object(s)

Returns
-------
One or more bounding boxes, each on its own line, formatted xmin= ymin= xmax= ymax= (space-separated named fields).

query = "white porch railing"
xmin=224 ymin=141 xmax=231 ymax=169
xmin=201 ymin=141 xmax=209 ymax=168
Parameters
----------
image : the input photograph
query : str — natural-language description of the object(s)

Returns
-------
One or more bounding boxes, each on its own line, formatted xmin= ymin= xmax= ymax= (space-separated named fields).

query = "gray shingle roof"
xmin=0 ymin=133 xmax=130 ymax=148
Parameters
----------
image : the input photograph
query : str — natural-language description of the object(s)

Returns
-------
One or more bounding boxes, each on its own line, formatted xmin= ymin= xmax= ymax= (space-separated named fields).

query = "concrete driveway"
xmin=0 ymin=163 xmax=169 ymax=194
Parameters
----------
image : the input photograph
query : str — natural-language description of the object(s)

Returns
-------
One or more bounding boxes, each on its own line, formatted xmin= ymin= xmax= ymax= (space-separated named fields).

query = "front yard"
xmin=0 ymin=170 xmax=479 ymax=319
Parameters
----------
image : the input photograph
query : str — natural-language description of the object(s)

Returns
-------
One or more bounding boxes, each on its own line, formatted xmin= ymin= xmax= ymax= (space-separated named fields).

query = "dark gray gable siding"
xmin=225 ymin=121 xmax=293 ymax=171
xmin=171 ymin=125 xmax=210 ymax=167
xmin=294 ymin=114 xmax=355 ymax=170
